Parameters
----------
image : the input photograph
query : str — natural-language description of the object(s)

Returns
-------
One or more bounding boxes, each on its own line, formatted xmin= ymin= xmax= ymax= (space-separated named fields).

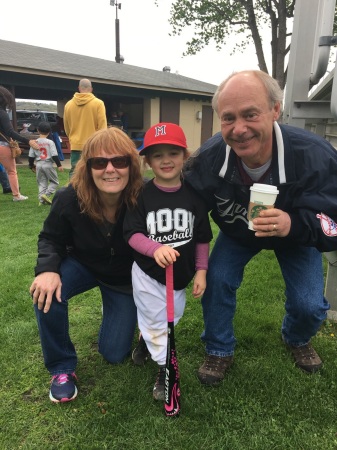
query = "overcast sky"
xmin=1 ymin=0 xmax=267 ymax=89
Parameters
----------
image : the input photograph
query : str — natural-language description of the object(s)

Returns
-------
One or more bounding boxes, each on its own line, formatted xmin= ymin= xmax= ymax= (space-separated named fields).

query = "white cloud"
xmin=1 ymin=0 xmax=264 ymax=86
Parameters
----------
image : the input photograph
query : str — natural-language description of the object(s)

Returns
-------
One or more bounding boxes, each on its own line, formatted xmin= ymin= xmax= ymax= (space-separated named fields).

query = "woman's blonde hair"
xmin=71 ymin=127 xmax=143 ymax=222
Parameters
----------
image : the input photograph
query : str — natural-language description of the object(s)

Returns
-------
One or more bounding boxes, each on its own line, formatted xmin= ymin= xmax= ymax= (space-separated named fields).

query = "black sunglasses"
xmin=88 ymin=156 xmax=131 ymax=170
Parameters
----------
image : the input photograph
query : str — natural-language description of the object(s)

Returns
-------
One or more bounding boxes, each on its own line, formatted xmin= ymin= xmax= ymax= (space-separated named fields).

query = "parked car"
xmin=15 ymin=110 xmax=58 ymax=132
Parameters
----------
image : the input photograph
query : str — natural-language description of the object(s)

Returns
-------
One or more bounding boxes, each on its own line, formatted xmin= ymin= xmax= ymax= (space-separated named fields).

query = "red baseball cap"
xmin=139 ymin=122 xmax=187 ymax=155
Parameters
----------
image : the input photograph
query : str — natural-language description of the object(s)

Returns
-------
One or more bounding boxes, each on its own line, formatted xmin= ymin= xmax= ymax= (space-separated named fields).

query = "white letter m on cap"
xmin=155 ymin=125 xmax=166 ymax=137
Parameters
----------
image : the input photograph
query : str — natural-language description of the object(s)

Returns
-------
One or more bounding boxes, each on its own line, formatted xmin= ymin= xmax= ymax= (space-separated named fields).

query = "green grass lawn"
xmin=0 ymin=166 xmax=336 ymax=450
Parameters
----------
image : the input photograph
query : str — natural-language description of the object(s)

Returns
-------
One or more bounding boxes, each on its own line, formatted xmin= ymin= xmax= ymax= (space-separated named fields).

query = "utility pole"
xmin=110 ymin=0 xmax=123 ymax=63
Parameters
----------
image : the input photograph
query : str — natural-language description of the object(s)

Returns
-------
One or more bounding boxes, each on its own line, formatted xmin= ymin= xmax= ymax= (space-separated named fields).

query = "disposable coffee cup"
xmin=248 ymin=183 xmax=279 ymax=230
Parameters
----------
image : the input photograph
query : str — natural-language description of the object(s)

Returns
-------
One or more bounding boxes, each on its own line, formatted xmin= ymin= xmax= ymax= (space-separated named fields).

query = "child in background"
xmin=123 ymin=122 xmax=212 ymax=401
xmin=28 ymin=121 xmax=64 ymax=205
xmin=48 ymin=127 xmax=65 ymax=162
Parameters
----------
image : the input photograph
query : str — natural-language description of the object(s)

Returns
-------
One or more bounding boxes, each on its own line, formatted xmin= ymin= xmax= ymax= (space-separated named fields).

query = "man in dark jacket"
xmin=183 ymin=70 xmax=337 ymax=386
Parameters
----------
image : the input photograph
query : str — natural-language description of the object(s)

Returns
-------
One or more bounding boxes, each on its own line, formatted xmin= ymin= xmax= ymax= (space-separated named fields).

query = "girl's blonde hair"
xmin=71 ymin=127 xmax=143 ymax=222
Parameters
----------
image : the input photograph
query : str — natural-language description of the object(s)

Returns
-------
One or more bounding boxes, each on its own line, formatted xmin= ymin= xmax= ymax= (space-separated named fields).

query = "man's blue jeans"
xmin=34 ymin=257 xmax=137 ymax=375
xmin=201 ymin=231 xmax=330 ymax=356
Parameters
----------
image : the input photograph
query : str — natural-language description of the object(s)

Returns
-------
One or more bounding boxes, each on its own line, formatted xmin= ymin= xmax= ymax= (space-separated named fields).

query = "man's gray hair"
xmin=212 ymin=70 xmax=284 ymax=114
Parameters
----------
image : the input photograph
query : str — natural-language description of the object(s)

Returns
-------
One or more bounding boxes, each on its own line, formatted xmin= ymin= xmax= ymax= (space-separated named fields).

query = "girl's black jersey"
xmin=124 ymin=179 xmax=212 ymax=290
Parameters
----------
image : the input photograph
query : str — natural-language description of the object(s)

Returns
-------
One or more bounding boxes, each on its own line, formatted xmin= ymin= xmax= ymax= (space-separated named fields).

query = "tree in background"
xmin=166 ymin=0 xmax=295 ymax=89
xmin=16 ymin=101 xmax=56 ymax=112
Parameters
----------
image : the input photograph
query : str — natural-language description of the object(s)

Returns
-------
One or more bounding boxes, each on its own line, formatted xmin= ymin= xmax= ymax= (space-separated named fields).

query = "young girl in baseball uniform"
xmin=124 ymin=122 xmax=212 ymax=401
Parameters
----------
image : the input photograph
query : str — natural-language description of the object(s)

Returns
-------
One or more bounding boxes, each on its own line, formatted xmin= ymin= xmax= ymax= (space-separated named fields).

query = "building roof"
xmin=0 ymin=39 xmax=217 ymax=97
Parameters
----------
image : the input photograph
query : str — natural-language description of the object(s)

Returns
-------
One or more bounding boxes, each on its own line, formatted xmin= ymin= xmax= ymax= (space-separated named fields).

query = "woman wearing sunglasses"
xmin=30 ymin=127 xmax=143 ymax=403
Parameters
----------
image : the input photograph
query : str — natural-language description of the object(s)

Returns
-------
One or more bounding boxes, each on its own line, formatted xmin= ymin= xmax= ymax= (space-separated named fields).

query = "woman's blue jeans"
xmin=201 ymin=231 xmax=330 ymax=356
xmin=34 ymin=257 xmax=137 ymax=375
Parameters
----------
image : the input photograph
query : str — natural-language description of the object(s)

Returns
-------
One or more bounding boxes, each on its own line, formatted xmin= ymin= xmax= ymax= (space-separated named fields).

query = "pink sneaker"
xmin=49 ymin=373 xmax=78 ymax=403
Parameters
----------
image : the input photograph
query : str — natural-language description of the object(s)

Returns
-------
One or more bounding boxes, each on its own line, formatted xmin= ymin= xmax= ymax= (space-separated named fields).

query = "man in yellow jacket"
xmin=64 ymin=78 xmax=107 ymax=177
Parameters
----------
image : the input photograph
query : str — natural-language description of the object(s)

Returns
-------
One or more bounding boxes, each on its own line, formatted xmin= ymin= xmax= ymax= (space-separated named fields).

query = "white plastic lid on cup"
xmin=250 ymin=183 xmax=279 ymax=194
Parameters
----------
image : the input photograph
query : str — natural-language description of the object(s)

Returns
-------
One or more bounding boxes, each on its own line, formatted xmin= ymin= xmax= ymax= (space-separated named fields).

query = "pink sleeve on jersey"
xmin=128 ymin=233 xmax=163 ymax=258
xmin=195 ymin=242 xmax=209 ymax=271
xmin=129 ymin=234 xmax=209 ymax=269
